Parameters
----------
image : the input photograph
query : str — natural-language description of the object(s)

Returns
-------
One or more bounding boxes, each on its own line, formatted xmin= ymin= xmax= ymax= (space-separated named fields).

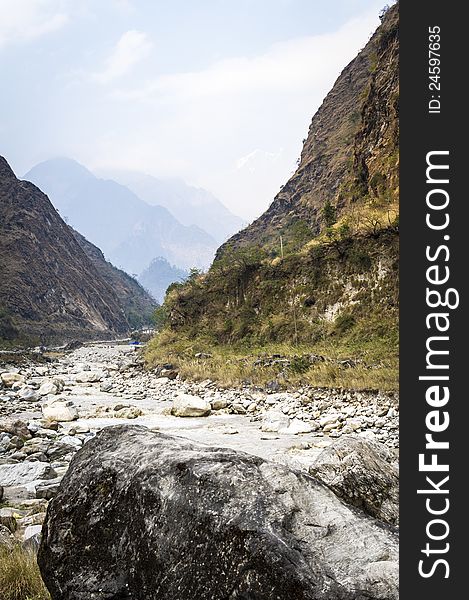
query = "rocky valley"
xmin=1 ymin=341 xmax=398 ymax=598
xmin=0 ymin=157 xmax=156 ymax=345
xmin=0 ymin=3 xmax=400 ymax=599
xmin=154 ymin=4 xmax=399 ymax=387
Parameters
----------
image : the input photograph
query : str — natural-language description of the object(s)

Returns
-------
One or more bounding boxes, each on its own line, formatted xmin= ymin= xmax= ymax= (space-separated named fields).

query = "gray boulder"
xmin=39 ymin=425 xmax=398 ymax=600
xmin=309 ymin=435 xmax=399 ymax=525
xmin=0 ymin=462 xmax=57 ymax=487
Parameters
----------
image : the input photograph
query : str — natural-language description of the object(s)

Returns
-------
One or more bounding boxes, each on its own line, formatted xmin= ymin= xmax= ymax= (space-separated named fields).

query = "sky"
xmin=0 ymin=0 xmax=387 ymax=221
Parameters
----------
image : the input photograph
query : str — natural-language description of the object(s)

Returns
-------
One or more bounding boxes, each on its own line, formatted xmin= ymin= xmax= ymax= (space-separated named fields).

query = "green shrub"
xmin=334 ymin=312 xmax=356 ymax=334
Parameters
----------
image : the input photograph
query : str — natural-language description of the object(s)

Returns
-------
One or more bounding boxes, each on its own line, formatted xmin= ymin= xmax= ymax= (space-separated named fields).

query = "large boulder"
xmin=309 ymin=435 xmax=399 ymax=525
xmin=171 ymin=393 xmax=211 ymax=417
xmin=39 ymin=426 xmax=398 ymax=600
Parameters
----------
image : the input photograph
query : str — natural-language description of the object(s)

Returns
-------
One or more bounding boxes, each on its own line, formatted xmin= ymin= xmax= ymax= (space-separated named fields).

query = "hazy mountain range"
xmin=98 ymin=170 xmax=246 ymax=245
xmin=24 ymin=158 xmax=243 ymax=280
xmin=139 ymin=258 xmax=189 ymax=304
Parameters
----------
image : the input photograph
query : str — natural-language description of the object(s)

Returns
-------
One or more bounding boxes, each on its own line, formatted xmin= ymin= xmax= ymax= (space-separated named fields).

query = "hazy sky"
xmin=0 ymin=0 xmax=387 ymax=221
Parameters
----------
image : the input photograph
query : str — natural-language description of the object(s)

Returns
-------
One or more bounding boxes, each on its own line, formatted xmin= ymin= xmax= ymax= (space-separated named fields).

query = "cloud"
xmin=113 ymin=13 xmax=376 ymax=105
xmin=102 ymin=11 xmax=379 ymax=219
xmin=0 ymin=0 xmax=68 ymax=48
xmin=92 ymin=30 xmax=153 ymax=84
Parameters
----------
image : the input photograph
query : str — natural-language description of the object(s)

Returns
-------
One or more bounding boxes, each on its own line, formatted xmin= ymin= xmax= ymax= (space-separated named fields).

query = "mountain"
xmin=152 ymin=4 xmax=399 ymax=362
xmin=101 ymin=170 xmax=245 ymax=245
xmin=220 ymin=6 xmax=398 ymax=255
xmin=24 ymin=158 xmax=217 ymax=274
xmin=139 ymin=258 xmax=188 ymax=304
xmin=70 ymin=229 xmax=157 ymax=329
xmin=0 ymin=156 xmax=155 ymax=345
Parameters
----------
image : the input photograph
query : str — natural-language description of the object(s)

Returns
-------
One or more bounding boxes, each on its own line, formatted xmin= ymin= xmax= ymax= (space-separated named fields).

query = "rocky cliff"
xmin=221 ymin=3 xmax=398 ymax=253
xmin=0 ymin=157 xmax=155 ymax=344
xmin=156 ymin=5 xmax=399 ymax=365
xmin=70 ymin=229 xmax=157 ymax=329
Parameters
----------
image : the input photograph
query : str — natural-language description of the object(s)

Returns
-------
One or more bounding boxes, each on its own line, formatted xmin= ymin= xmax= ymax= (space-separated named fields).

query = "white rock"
xmin=319 ymin=414 xmax=340 ymax=428
xmin=261 ymin=411 xmax=290 ymax=433
xmin=171 ymin=394 xmax=211 ymax=417
xmin=347 ymin=418 xmax=363 ymax=431
xmin=0 ymin=462 xmax=57 ymax=486
xmin=280 ymin=419 xmax=315 ymax=435
xmin=75 ymin=371 xmax=103 ymax=383
xmin=100 ymin=381 xmax=113 ymax=393
xmin=42 ymin=398 xmax=79 ymax=422
xmin=1 ymin=372 xmax=25 ymax=387
xmin=59 ymin=435 xmax=83 ymax=450
xmin=38 ymin=381 xmax=59 ymax=396
xmin=35 ymin=366 xmax=49 ymax=376
xmin=23 ymin=524 xmax=43 ymax=541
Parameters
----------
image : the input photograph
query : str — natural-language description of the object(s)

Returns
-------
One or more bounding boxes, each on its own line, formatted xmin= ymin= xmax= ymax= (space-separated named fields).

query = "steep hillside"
xmin=70 ymin=229 xmax=157 ymax=329
xmin=101 ymin=170 xmax=245 ymax=245
xmin=0 ymin=157 xmax=151 ymax=344
xmin=139 ymin=258 xmax=188 ymax=304
xmin=147 ymin=4 xmax=399 ymax=389
xmin=219 ymin=3 xmax=398 ymax=255
xmin=24 ymin=158 xmax=217 ymax=273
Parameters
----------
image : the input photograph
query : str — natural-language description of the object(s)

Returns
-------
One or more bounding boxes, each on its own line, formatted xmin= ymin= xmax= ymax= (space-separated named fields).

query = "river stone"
xmin=280 ymin=418 xmax=315 ymax=435
xmin=39 ymin=425 xmax=398 ymax=600
xmin=75 ymin=371 xmax=103 ymax=384
xmin=0 ymin=418 xmax=32 ymax=440
xmin=42 ymin=398 xmax=79 ymax=422
xmin=114 ymin=406 xmax=143 ymax=419
xmin=38 ymin=380 xmax=60 ymax=396
xmin=211 ymin=398 xmax=228 ymax=411
xmin=1 ymin=372 xmax=25 ymax=387
xmin=19 ymin=387 xmax=40 ymax=402
xmin=261 ymin=410 xmax=290 ymax=432
xmin=0 ymin=462 xmax=57 ymax=486
xmin=309 ymin=435 xmax=399 ymax=525
xmin=171 ymin=393 xmax=211 ymax=417
xmin=100 ymin=381 xmax=113 ymax=393
xmin=59 ymin=435 xmax=83 ymax=451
